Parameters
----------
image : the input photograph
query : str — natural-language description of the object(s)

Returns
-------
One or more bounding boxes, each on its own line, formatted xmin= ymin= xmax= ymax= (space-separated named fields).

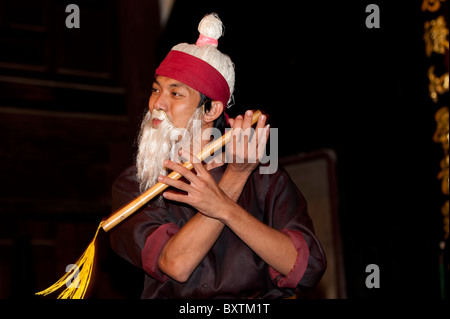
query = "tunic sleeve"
xmin=141 ymin=223 xmax=180 ymax=282
xmin=268 ymin=229 xmax=310 ymax=288
xmin=263 ymin=167 xmax=327 ymax=292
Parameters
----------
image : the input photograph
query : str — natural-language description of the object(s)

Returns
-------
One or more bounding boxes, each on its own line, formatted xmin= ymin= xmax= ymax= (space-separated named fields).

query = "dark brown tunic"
xmin=110 ymin=164 xmax=326 ymax=298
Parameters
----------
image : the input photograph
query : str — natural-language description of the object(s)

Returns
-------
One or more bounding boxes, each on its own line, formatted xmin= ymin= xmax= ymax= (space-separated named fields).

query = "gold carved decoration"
xmin=424 ymin=16 xmax=449 ymax=57
xmin=423 ymin=0 xmax=449 ymax=296
xmin=422 ymin=0 xmax=445 ymax=12
xmin=433 ymin=107 xmax=449 ymax=197
xmin=434 ymin=107 xmax=449 ymax=240
xmin=428 ymin=67 xmax=449 ymax=103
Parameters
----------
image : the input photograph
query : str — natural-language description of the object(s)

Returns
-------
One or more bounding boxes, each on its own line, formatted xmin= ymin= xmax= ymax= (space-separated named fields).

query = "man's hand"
xmin=226 ymin=110 xmax=270 ymax=174
xmin=158 ymin=150 xmax=234 ymax=220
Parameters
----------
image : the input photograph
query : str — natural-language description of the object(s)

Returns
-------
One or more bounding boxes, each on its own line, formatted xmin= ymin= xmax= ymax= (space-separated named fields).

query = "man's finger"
xmin=163 ymin=159 xmax=197 ymax=182
xmin=242 ymin=110 xmax=253 ymax=129
xmin=158 ymin=174 xmax=191 ymax=192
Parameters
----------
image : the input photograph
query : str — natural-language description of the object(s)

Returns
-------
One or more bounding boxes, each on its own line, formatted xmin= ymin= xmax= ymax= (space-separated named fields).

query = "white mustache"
xmin=151 ymin=109 xmax=169 ymax=121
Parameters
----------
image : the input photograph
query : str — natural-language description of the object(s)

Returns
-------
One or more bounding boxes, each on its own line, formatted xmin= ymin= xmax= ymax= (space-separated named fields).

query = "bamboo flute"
xmin=101 ymin=110 xmax=262 ymax=232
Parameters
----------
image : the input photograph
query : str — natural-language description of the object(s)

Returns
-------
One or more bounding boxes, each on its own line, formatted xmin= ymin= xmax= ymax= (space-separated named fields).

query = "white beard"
xmin=136 ymin=108 xmax=203 ymax=193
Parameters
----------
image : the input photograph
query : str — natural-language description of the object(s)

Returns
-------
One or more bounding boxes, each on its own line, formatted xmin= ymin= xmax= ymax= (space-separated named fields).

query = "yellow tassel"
xmin=36 ymin=222 xmax=104 ymax=299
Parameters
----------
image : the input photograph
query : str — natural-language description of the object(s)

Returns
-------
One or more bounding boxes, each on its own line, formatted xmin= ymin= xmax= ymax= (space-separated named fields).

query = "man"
xmin=110 ymin=13 xmax=326 ymax=298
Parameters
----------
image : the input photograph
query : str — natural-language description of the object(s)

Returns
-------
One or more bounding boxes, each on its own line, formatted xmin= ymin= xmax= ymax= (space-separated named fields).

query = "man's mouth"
xmin=151 ymin=109 xmax=168 ymax=128
xmin=152 ymin=118 xmax=162 ymax=127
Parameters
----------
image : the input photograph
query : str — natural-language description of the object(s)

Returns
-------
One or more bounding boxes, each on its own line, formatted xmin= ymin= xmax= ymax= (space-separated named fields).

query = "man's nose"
xmin=150 ymin=95 xmax=168 ymax=112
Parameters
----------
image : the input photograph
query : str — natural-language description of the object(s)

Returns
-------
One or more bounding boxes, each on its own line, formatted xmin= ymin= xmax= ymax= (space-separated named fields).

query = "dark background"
xmin=0 ymin=0 xmax=447 ymax=299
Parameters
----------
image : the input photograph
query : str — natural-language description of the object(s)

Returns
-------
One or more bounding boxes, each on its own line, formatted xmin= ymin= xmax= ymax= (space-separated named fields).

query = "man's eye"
xmin=172 ymin=92 xmax=183 ymax=97
xmin=151 ymin=87 xmax=160 ymax=94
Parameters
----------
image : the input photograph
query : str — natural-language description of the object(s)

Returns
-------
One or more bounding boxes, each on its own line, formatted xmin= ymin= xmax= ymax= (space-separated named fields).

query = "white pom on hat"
xmin=197 ymin=13 xmax=223 ymax=43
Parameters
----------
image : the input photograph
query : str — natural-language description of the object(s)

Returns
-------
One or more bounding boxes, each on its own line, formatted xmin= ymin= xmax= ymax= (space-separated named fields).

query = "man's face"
xmin=149 ymin=75 xmax=201 ymax=129
xmin=136 ymin=75 xmax=204 ymax=193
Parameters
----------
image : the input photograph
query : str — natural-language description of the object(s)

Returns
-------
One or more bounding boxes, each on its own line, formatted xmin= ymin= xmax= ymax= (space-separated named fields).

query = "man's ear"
xmin=203 ymin=101 xmax=224 ymax=124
